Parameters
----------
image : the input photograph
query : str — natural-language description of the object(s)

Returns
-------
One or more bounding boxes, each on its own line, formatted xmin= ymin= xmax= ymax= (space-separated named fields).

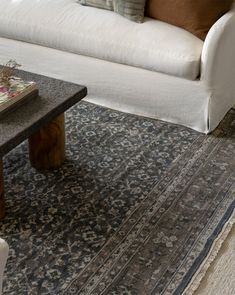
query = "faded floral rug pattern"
xmin=0 ymin=102 xmax=235 ymax=295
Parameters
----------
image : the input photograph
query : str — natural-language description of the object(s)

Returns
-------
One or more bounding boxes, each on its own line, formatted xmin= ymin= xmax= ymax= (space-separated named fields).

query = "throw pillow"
xmin=146 ymin=0 xmax=234 ymax=40
xmin=78 ymin=0 xmax=147 ymax=23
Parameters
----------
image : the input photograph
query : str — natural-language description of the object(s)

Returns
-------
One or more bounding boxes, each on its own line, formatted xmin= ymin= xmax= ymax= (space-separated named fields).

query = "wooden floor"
xmin=195 ymin=225 xmax=235 ymax=295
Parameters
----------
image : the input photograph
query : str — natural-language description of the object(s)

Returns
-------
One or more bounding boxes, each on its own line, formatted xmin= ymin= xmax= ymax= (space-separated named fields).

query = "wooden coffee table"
xmin=0 ymin=69 xmax=87 ymax=218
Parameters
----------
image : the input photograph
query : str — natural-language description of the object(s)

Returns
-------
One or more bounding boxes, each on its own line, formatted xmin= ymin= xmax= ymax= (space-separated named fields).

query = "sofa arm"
xmin=201 ymin=8 xmax=235 ymax=100
xmin=0 ymin=238 xmax=9 ymax=295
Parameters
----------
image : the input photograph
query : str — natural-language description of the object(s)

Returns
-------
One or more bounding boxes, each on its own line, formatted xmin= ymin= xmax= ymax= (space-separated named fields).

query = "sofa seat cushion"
xmin=0 ymin=0 xmax=203 ymax=80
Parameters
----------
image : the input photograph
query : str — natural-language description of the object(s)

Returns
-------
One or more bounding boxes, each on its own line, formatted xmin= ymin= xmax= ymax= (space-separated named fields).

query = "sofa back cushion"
xmin=78 ymin=0 xmax=147 ymax=23
xmin=146 ymin=0 xmax=234 ymax=40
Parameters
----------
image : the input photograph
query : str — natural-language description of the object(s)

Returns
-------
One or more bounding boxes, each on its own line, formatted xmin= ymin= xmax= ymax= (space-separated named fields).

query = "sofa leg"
xmin=0 ymin=160 xmax=5 ymax=219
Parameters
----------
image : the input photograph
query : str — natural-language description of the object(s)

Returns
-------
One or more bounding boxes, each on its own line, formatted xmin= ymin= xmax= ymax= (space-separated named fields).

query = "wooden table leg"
xmin=0 ymin=160 xmax=5 ymax=219
xmin=28 ymin=114 xmax=65 ymax=170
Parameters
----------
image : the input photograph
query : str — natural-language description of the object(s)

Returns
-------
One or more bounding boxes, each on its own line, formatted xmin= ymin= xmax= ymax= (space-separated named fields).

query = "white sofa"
xmin=0 ymin=238 xmax=8 ymax=295
xmin=0 ymin=0 xmax=235 ymax=133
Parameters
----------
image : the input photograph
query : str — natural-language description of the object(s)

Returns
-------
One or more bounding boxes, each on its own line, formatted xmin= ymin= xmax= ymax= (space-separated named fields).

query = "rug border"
xmin=174 ymin=200 xmax=235 ymax=295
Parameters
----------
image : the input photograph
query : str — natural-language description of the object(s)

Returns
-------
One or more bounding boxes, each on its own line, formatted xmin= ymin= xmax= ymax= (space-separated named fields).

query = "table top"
xmin=0 ymin=69 xmax=87 ymax=158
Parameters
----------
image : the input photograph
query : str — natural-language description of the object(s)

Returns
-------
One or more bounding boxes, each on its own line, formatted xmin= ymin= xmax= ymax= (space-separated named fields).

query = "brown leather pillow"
xmin=146 ymin=0 xmax=234 ymax=40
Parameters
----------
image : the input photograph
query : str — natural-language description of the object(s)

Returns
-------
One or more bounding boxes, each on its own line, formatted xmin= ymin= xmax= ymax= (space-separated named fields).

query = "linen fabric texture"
xmin=78 ymin=0 xmax=147 ymax=23
xmin=0 ymin=0 xmax=203 ymax=80
xmin=146 ymin=0 xmax=234 ymax=40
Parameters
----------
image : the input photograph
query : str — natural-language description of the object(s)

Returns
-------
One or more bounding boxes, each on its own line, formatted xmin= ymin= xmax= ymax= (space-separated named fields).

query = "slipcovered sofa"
xmin=0 ymin=0 xmax=235 ymax=133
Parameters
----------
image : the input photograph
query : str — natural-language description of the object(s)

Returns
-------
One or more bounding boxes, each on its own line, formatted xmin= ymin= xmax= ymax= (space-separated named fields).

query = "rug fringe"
xmin=183 ymin=210 xmax=235 ymax=295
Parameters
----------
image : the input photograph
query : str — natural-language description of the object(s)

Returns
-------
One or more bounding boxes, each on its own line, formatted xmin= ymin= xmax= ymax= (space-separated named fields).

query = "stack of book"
xmin=0 ymin=77 xmax=38 ymax=119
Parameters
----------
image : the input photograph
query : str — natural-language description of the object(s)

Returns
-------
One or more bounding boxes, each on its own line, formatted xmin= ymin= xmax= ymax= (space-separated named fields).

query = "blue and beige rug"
xmin=0 ymin=102 xmax=235 ymax=295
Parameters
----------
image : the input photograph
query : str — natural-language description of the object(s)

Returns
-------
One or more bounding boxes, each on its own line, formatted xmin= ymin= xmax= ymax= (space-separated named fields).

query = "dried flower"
xmin=0 ymin=60 xmax=21 ymax=86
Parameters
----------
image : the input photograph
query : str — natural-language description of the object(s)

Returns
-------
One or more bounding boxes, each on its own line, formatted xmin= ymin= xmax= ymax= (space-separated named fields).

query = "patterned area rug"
xmin=0 ymin=102 xmax=235 ymax=295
